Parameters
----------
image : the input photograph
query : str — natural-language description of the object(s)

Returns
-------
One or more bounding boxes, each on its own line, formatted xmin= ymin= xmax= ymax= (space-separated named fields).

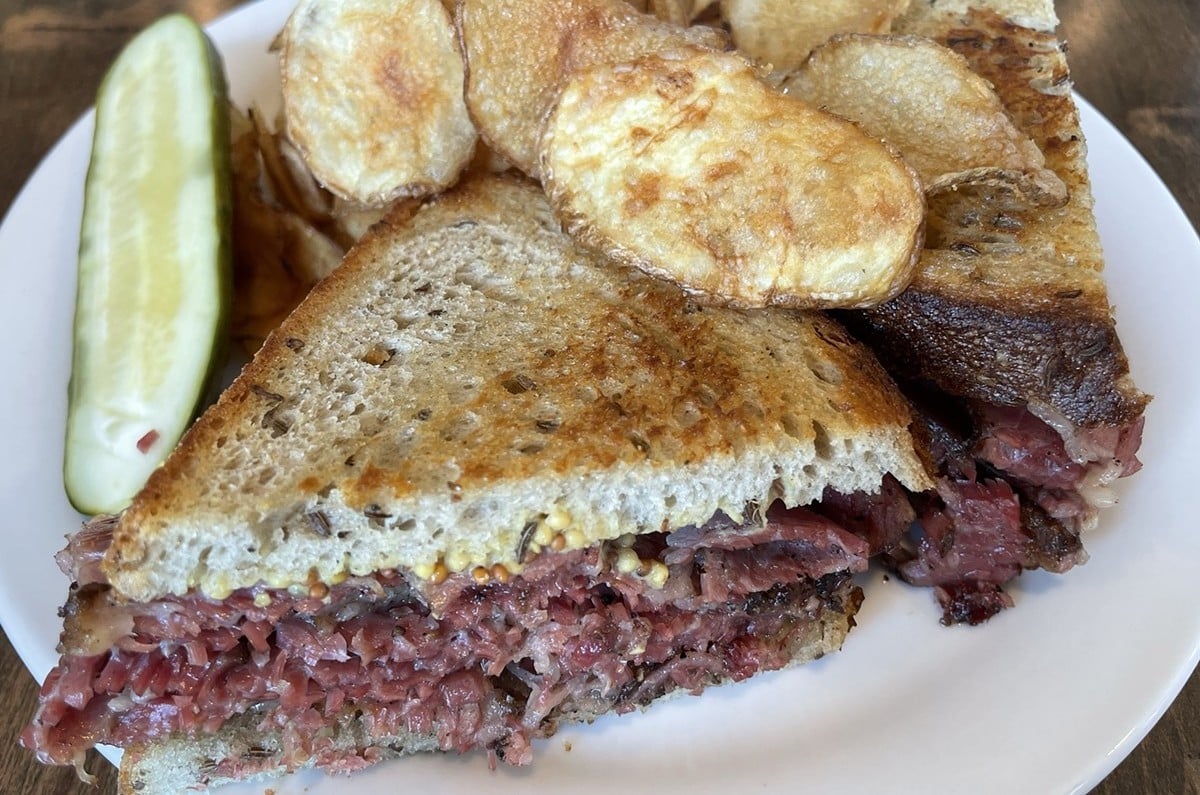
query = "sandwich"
xmin=455 ymin=0 xmax=1149 ymax=624
xmin=23 ymin=0 xmax=1149 ymax=788
xmin=23 ymin=174 xmax=931 ymax=791
xmin=811 ymin=0 xmax=1149 ymax=623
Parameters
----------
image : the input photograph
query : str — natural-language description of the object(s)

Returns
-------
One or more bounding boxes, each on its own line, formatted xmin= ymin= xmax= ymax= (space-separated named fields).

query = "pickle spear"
xmin=64 ymin=14 xmax=232 ymax=515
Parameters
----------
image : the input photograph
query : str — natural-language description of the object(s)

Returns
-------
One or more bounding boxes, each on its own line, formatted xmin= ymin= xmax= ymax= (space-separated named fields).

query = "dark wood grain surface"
xmin=0 ymin=1 xmax=1196 ymax=793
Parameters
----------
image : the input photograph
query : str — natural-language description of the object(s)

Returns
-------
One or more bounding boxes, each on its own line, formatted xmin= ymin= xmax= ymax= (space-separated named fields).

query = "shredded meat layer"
xmin=888 ymin=386 xmax=1144 ymax=624
xmin=25 ymin=505 xmax=867 ymax=779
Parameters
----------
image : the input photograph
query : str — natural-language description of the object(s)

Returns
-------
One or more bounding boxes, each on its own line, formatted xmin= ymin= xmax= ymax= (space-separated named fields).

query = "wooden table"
xmin=0 ymin=1 xmax=1195 ymax=792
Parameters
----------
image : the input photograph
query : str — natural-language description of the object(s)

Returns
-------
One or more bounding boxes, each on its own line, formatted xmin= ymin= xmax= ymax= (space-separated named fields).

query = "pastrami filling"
xmin=888 ymin=383 xmax=1145 ymax=624
xmin=24 ymin=502 xmax=872 ymax=778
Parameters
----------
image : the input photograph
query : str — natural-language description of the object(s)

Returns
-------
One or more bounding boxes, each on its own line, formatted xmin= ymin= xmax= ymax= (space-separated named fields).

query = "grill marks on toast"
xmin=859 ymin=7 xmax=1147 ymax=427
xmin=105 ymin=175 xmax=929 ymax=603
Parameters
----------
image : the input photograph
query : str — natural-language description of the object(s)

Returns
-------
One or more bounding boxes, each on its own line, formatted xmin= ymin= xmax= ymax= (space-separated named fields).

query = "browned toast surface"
xmin=105 ymin=174 xmax=929 ymax=602
xmin=850 ymin=5 xmax=1148 ymax=427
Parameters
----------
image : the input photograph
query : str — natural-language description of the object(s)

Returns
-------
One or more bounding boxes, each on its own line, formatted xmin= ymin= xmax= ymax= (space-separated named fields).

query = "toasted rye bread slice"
xmin=102 ymin=174 xmax=929 ymax=603
xmin=842 ymin=1 xmax=1149 ymax=428
xmin=117 ymin=709 xmax=440 ymax=794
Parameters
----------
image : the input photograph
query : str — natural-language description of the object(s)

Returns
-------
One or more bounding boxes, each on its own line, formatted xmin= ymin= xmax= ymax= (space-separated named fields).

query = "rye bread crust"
xmin=848 ymin=3 xmax=1149 ymax=428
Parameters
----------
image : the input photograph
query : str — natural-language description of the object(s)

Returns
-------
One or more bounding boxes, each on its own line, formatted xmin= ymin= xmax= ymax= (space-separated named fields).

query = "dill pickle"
xmin=64 ymin=14 xmax=232 ymax=514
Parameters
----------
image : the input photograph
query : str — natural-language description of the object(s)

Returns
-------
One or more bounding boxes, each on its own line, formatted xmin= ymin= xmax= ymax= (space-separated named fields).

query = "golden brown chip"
xmin=927 ymin=166 xmax=1069 ymax=206
xmin=541 ymin=47 xmax=925 ymax=309
xmin=281 ymin=0 xmax=476 ymax=205
xmin=251 ymin=107 xmax=332 ymax=224
xmin=782 ymin=34 xmax=1067 ymax=205
xmin=228 ymin=106 xmax=404 ymax=354
xmin=229 ymin=112 xmax=316 ymax=354
xmin=329 ymin=199 xmax=399 ymax=247
xmin=642 ymin=0 xmax=689 ymax=26
xmin=627 ymin=0 xmax=717 ymax=24
xmin=907 ymin=0 xmax=1058 ymax=32
xmin=689 ymin=0 xmax=721 ymax=22
xmin=722 ymin=0 xmax=911 ymax=71
xmin=459 ymin=0 xmax=727 ymax=178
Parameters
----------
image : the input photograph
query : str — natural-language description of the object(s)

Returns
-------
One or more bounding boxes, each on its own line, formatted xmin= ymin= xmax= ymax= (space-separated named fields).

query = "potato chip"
xmin=228 ymin=106 xmax=402 ymax=354
xmin=230 ymin=111 xmax=319 ymax=354
xmin=251 ymin=107 xmax=331 ymax=224
xmin=628 ymin=0 xmax=716 ymax=24
xmin=649 ymin=0 xmax=689 ymax=26
xmin=329 ymin=199 xmax=398 ymax=247
xmin=782 ymin=34 xmax=1067 ymax=205
xmin=722 ymin=0 xmax=911 ymax=71
xmin=459 ymin=0 xmax=727 ymax=178
xmin=541 ymin=47 xmax=925 ymax=309
xmin=280 ymin=0 xmax=476 ymax=205
xmin=689 ymin=0 xmax=721 ymax=23
xmin=909 ymin=0 xmax=1058 ymax=33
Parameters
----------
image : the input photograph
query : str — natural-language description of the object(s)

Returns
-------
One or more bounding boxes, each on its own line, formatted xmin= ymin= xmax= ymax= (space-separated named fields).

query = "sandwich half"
xmin=24 ymin=175 xmax=930 ymax=791
xmin=828 ymin=0 xmax=1149 ymax=623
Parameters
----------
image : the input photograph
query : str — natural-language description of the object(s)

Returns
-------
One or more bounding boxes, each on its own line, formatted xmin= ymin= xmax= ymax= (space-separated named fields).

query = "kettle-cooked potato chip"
xmin=281 ymin=0 xmax=476 ymax=205
xmin=782 ymin=34 xmax=1067 ymax=205
xmin=626 ymin=0 xmax=687 ymax=26
xmin=541 ymin=47 xmax=925 ymax=309
xmin=229 ymin=107 xmax=402 ymax=354
xmin=722 ymin=0 xmax=911 ymax=71
xmin=460 ymin=0 xmax=727 ymax=179
xmin=629 ymin=0 xmax=720 ymax=24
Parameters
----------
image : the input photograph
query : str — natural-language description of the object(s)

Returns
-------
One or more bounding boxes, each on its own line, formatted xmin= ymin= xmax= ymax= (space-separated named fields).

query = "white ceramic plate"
xmin=1 ymin=2 xmax=1197 ymax=793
